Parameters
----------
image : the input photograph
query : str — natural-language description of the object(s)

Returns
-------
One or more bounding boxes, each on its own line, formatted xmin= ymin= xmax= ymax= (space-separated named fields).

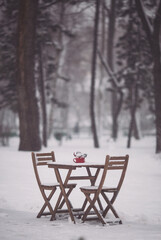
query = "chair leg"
xmin=50 ymin=192 xmax=63 ymax=221
xmin=101 ymin=192 xmax=121 ymax=222
xmin=81 ymin=197 xmax=103 ymax=212
xmin=58 ymin=186 xmax=74 ymax=209
xmin=50 ymin=187 xmax=75 ymax=221
xmin=37 ymin=188 xmax=56 ymax=218
xmin=82 ymin=193 xmax=106 ymax=225
xmin=102 ymin=192 xmax=117 ymax=217
xmin=97 ymin=197 xmax=104 ymax=211
xmin=81 ymin=198 xmax=88 ymax=211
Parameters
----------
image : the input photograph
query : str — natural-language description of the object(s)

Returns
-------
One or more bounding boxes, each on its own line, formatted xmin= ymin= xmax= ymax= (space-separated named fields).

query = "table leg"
xmin=54 ymin=167 xmax=76 ymax=223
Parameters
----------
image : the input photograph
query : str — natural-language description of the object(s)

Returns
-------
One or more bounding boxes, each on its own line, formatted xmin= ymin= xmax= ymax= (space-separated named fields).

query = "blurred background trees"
xmin=0 ymin=0 xmax=160 ymax=153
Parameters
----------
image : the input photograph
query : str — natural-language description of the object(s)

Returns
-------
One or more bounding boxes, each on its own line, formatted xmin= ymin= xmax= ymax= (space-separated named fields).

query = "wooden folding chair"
xmin=32 ymin=151 xmax=77 ymax=219
xmin=101 ymin=155 xmax=129 ymax=224
xmin=80 ymin=155 xmax=129 ymax=225
xmin=80 ymin=155 xmax=110 ymax=225
xmin=32 ymin=151 xmax=59 ymax=218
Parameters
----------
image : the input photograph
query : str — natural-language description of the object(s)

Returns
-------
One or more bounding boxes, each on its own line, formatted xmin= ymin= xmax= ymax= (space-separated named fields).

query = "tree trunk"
xmin=47 ymin=1 xmax=65 ymax=139
xmin=90 ymin=0 xmax=100 ymax=148
xmin=127 ymin=83 xmax=138 ymax=148
xmin=153 ymin=35 xmax=161 ymax=153
xmin=107 ymin=0 xmax=118 ymax=140
xmin=152 ymin=4 xmax=161 ymax=153
xmin=97 ymin=0 xmax=106 ymax=137
xmin=17 ymin=0 xmax=41 ymax=151
xmin=135 ymin=0 xmax=161 ymax=153
xmin=133 ymin=115 xmax=140 ymax=140
xmin=38 ymin=44 xmax=47 ymax=147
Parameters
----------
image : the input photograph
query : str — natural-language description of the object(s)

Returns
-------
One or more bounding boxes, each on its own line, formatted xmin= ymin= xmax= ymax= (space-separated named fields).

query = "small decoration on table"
xmin=73 ymin=151 xmax=87 ymax=163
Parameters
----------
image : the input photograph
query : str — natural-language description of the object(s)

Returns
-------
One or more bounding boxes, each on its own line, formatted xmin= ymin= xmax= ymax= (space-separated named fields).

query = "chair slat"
xmin=108 ymin=166 xmax=124 ymax=170
xmin=37 ymin=162 xmax=48 ymax=166
xmin=110 ymin=156 xmax=127 ymax=160
xmin=36 ymin=153 xmax=53 ymax=157
xmin=37 ymin=157 xmax=53 ymax=161
xmin=109 ymin=160 xmax=125 ymax=165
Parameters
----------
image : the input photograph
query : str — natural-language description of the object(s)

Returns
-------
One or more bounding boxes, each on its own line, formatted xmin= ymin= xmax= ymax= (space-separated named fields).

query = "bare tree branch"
xmin=97 ymin=49 xmax=121 ymax=89
xmin=57 ymin=75 xmax=70 ymax=82
xmin=39 ymin=0 xmax=60 ymax=10
xmin=135 ymin=0 xmax=153 ymax=48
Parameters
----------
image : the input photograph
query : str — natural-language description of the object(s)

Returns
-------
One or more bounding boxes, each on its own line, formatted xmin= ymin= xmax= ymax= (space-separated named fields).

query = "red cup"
xmin=73 ymin=157 xmax=85 ymax=163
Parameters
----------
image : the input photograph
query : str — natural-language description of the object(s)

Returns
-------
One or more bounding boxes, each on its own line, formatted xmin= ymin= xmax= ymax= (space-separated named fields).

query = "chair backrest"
xmin=96 ymin=155 xmax=129 ymax=194
xmin=97 ymin=155 xmax=110 ymax=193
xmin=32 ymin=151 xmax=56 ymax=188
xmin=108 ymin=155 xmax=129 ymax=192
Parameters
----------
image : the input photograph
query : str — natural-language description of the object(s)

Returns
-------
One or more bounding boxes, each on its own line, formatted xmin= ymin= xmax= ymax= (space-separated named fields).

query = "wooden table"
xmin=48 ymin=161 xmax=105 ymax=223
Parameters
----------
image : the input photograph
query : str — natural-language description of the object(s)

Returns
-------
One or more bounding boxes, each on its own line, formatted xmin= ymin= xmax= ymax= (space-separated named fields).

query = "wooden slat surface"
xmin=69 ymin=176 xmax=95 ymax=180
xmin=37 ymin=157 xmax=53 ymax=161
xmin=36 ymin=153 xmax=53 ymax=157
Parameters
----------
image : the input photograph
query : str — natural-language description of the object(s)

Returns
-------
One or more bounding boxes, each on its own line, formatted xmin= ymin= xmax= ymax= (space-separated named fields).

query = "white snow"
xmin=0 ymin=136 xmax=161 ymax=240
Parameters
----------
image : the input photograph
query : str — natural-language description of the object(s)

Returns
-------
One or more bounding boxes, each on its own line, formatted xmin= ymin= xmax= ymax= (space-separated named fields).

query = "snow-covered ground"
xmin=0 ymin=135 xmax=161 ymax=240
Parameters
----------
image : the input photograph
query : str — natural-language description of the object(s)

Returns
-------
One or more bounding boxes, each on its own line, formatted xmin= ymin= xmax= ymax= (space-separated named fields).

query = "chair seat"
xmin=80 ymin=186 xmax=98 ymax=191
xmin=80 ymin=186 xmax=117 ymax=192
xmin=102 ymin=187 xmax=117 ymax=192
xmin=64 ymin=183 xmax=77 ymax=188
xmin=42 ymin=182 xmax=77 ymax=188
xmin=41 ymin=182 xmax=60 ymax=187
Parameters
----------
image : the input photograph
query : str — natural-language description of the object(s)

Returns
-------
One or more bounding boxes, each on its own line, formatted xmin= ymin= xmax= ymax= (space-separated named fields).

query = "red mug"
xmin=73 ymin=157 xmax=85 ymax=163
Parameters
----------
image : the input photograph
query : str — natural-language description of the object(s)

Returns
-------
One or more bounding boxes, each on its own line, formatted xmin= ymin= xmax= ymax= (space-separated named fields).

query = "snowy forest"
xmin=0 ymin=0 xmax=161 ymax=153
